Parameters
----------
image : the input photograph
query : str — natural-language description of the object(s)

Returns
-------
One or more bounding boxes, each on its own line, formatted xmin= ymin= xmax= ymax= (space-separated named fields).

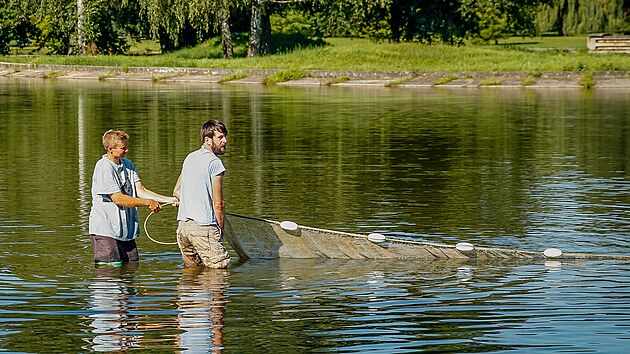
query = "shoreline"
xmin=2 ymin=62 xmax=630 ymax=88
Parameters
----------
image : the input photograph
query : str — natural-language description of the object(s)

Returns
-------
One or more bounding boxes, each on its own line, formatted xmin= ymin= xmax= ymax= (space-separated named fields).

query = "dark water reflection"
xmin=0 ymin=78 xmax=629 ymax=352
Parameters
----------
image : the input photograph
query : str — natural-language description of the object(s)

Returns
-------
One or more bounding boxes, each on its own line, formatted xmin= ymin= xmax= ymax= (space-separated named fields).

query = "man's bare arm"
xmin=211 ymin=173 xmax=225 ymax=230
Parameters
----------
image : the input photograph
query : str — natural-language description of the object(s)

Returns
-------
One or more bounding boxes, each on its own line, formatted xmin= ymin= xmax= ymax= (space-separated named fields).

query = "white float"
xmin=280 ymin=221 xmax=299 ymax=232
xmin=456 ymin=242 xmax=475 ymax=252
xmin=543 ymin=248 xmax=563 ymax=258
xmin=367 ymin=233 xmax=386 ymax=243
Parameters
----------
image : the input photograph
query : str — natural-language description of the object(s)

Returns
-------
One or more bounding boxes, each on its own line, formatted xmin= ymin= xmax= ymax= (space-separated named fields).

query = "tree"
xmin=306 ymin=0 xmax=470 ymax=44
xmin=247 ymin=0 xmax=270 ymax=57
xmin=218 ymin=0 xmax=233 ymax=58
xmin=537 ymin=0 xmax=630 ymax=36
xmin=185 ymin=0 xmax=242 ymax=57
xmin=469 ymin=7 xmax=509 ymax=44
xmin=77 ymin=0 xmax=85 ymax=53
xmin=0 ymin=0 xmax=40 ymax=54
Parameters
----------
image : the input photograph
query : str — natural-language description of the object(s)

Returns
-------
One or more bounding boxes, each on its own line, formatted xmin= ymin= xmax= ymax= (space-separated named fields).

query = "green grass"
xmin=218 ymin=71 xmax=248 ymax=82
xmin=495 ymin=35 xmax=588 ymax=49
xmin=263 ymin=69 xmax=307 ymax=84
xmin=579 ymin=72 xmax=596 ymax=88
xmin=479 ymin=77 xmax=502 ymax=86
xmin=2 ymin=36 xmax=630 ymax=73
xmin=434 ymin=74 xmax=458 ymax=85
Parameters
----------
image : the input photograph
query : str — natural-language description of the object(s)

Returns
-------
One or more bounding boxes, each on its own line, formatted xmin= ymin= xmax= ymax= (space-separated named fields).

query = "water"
xmin=0 ymin=78 xmax=629 ymax=352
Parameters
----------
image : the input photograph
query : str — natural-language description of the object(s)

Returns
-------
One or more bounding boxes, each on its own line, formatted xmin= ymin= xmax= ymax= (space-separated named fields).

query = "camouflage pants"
xmin=176 ymin=220 xmax=230 ymax=268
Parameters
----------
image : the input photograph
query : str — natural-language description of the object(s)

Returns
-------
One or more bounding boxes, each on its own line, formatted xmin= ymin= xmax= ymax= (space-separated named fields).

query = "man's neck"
xmin=107 ymin=153 xmax=121 ymax=165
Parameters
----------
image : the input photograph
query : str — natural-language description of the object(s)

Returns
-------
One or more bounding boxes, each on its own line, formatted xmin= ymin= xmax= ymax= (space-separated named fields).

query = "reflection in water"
xmin=88 ymin=263 xmax=140 ymax=352
xmin=1 ymin=81 xmax=630 ymax=352
xmin=78 ymin=91 xmax=90 ymax=232
xmin=176 ymin=268 xmax=229 ymax=353
xmin=226 ymin=258 xmax=630 ymax=353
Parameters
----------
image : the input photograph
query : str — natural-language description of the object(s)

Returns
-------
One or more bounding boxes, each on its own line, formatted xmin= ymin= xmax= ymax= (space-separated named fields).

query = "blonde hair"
xmin=102 ymin=130 xmax=129 ymax=150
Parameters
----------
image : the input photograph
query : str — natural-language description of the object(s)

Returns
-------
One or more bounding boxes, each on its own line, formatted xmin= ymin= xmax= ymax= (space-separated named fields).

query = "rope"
xmin=143 ymin=202 xmax=178 ymax=245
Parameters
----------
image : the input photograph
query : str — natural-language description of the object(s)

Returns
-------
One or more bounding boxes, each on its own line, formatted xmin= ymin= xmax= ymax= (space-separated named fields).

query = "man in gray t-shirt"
xmin=173 ymin=120 xmax=230 ymax=268
xmin=89 ymin=130 xmax=177 ymax=265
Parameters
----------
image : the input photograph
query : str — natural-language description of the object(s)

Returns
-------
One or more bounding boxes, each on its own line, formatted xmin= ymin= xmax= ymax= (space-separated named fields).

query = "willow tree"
xmin=537 ymin=0 xmax=630 ymax=35
xmin=138 ymin=0 xmax=242 ymax=55
xmin=187 ymin=0 xmax=239 ymax=57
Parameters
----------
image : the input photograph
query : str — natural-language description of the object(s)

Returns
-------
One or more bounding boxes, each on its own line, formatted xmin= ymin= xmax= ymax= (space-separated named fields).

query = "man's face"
xmin=210 ymin=130 xmax=227 ymax=155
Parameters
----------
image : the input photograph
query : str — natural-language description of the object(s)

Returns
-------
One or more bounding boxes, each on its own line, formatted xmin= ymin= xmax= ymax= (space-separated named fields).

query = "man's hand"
xmin=148 ymin=200 xmax=161 ymax=213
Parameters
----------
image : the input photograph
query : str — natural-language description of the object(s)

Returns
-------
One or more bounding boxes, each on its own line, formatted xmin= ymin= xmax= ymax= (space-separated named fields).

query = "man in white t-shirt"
xmin=89 ymin=129 xmax=177 ymax=265
xmin=173 ymin=120 xmax=230 ymax=268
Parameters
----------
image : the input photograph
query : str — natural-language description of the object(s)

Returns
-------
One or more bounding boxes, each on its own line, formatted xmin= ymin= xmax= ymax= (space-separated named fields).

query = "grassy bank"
xmin=2 ymin=37 xmax=630 ymax=73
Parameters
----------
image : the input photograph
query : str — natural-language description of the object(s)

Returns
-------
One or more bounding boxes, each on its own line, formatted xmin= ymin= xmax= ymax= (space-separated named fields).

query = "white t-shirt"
xmin=88 ymin=155 xmax=141 ymax=240
xmin=177 ymin=147 xmax=226 ymax=226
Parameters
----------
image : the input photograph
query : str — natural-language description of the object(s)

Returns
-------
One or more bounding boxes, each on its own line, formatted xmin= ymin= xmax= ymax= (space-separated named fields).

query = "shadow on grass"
xmin=165 ymin=32 xmax=327 ymax=59
xmin=501 ymin=41 xmax=540 ymax=46
xmin=270 ymin=33 xmax=327 ymax=54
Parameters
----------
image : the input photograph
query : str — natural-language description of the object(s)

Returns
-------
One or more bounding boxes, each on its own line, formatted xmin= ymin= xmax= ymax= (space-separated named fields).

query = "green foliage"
xmin=579 ymin=72 xmax=596 ymax=88
xmin=521 ymin=76 xmax=536 ymax=86
xmin=136 ymin=0 xmax=246 ymax=52
xmin=434 ymin=74 xmax=458 ymax=85
xmin=270 ymin=11 xmax=312 ymax=36
xmin=263 ymin=69 xmax=306 ymax=84
xmin=3 ymin=36 xmax=629 ymax=73
xmin=536 ymin=0 xmax=630 ymax=36
xmin=1 ymin=0 xmax=614 ymax=59
xmin=461 ymin=0 xmax=543 ymax=44
xmin=469 ymin=7 xmax=510 ymax=44
xmin=389 ymin=0 xmax=469 ymax=44
xmin=35 ymin=13 xmax=73 ymax=55
xmin=305 ymin=0 xmax=540 ymax=45
xmin=0 ymin=7 xmax=14 ymax=54
xmin=82 ymin=0 xmax=132 ymax=54
xmin=0 ymin=0 xmax=39 ymax=54
xmin=479 ymin=77 xmax=502 ymax=85
xmin=218 ymin=71 xmax=247 ymax=82
xmin=329 ymin=76 xmax=350 ymax=84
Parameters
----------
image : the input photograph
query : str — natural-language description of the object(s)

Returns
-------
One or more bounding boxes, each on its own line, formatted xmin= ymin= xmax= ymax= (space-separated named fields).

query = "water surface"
xmin=0 ymin=78 xmax=629 ymax=352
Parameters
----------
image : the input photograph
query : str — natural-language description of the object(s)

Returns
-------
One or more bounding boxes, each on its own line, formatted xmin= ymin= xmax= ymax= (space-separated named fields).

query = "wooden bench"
xmin=588 ymin=34 xmax=630 ymax=53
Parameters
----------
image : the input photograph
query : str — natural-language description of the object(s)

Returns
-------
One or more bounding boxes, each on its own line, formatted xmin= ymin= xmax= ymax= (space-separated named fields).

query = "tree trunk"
xmin=159 ymin=28 xmax=175 ymax=53
xmin=219 ymin=2 xmax=233 ymax=59
xmin=556 ymin=0 xmax=568 ymax=36
xmin=261 ymin=8 xmax=271 ymax=54
xmin=76 ymin=0 xmax=85 ymax=54
xmin=247 ymin=0 xmax=263 ymax=57
xmin=248 ymin=0 xmax=271 ymax=57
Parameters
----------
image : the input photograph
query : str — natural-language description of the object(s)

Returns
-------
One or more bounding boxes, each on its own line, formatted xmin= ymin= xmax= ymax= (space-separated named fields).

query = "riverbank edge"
xmin=2 ymin=61 xmax=630 ymax=88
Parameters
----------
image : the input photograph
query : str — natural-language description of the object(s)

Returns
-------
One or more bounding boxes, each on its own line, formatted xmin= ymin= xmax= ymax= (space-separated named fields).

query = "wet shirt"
xmin=177 ymin=147 xmax=226 ymax=226
xmin=89 ymin=155 xmax=141 ymax=241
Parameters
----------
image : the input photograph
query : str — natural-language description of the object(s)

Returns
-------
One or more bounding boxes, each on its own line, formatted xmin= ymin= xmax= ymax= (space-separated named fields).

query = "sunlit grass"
xmin=2 ymin=36 xmax=630 ymax=72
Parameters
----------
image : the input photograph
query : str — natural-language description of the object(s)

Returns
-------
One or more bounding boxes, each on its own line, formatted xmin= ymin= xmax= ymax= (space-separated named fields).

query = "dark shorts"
xmin=90 ymin=235 xmax=139 ymax=263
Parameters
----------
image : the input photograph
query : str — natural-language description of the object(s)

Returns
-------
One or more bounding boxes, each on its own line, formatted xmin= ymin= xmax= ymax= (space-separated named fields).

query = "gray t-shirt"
xmin=177 ymin=147 xmax=226 ymax=226
xmin=89 ymin=155 xmax=141 ymax=240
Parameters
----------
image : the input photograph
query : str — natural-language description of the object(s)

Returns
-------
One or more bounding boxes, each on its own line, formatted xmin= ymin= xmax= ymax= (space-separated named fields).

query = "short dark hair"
xmin=201 ymin=120 xmax=228 ymax=143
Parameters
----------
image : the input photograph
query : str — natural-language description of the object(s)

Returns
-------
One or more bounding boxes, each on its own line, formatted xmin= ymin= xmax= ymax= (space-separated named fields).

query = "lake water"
xmin=0 ymin=78 xmax=629 ymax=352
